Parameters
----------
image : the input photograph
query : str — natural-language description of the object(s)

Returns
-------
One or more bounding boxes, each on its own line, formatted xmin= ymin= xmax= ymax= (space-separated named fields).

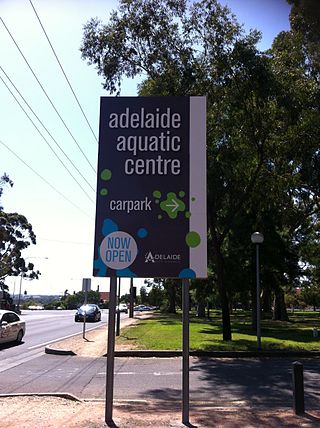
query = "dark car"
xmin=75 ymin=304 xmax=101 ymax=322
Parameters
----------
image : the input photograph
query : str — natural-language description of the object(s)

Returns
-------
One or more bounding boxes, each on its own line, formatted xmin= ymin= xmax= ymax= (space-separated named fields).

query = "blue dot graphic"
xmin=137 ymin=228 xmax=148 ymax=238
xmin=179 ymin=268 xmax=196 ymax=279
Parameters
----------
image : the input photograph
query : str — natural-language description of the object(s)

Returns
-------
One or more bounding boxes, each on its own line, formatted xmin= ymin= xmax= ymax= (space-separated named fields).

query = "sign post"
xmin=105 ymin=276 xmax=117 ymax=424
xmin=82 ymin=278 xmax=91 ymax=340
xmin=182 ymin=278 xmax=190 ymax=424
xmin=93 ymin=96 xmax=207 ymax=426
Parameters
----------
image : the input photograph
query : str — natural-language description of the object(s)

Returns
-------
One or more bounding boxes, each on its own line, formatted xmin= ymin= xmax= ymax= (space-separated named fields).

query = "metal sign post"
xmin=105 ymin=276 xmax=117 ymax=425
xmin=82 ymin=278 xmax=91 ymax=340
xmin=182 ymin=278 xmax=190 ymax=425
xmin=116 ymin=277 xmax=121 ymax=336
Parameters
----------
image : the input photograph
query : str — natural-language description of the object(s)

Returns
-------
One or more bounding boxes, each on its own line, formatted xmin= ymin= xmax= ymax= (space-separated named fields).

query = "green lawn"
xmin=117 ymin=310 xmax=320 ymax=351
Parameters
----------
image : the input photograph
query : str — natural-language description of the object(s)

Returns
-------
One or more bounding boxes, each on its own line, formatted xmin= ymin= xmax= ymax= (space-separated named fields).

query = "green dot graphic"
xmin=153 ymin=190 xmax=161 ymax=198
xmin=101 ymin=169 xmax=112 ymax=181
xmin=186 ymin=231 xmax=201 ymax=248
xmin=185 ymin=211 xmax=191 ymax=219
xmin=100 ymin=188 xmax=108 ymax=196
xmin=179 ymin=191 xmax=185 ymax=198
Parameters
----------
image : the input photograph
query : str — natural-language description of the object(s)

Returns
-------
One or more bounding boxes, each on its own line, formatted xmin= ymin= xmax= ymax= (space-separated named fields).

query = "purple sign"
xmin=93 ymin=96 xmax=207 ymax=279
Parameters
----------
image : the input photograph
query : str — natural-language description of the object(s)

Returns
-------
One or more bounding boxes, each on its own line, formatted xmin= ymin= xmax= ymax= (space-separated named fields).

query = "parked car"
xmin=75 ymin=304 xmax=101 ymax=322
xmin=117 ymin=303 xmax=128 ymax=313
xmin=134 ymin=305 xmax=153 ymax=311
xmin=0 ymin=310 xmax=25 ymax=344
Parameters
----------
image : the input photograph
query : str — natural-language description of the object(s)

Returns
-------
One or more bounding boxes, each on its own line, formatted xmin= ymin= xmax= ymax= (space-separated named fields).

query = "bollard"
xmin=292 ymin=361 xmax=305 ymax=415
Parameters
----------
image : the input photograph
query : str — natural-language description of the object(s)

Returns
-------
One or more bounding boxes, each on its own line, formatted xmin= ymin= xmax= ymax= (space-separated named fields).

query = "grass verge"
xmin=117 ymin=310 xmax=320 ymax=351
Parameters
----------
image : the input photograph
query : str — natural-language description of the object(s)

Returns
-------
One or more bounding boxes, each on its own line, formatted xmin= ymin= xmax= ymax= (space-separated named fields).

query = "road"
xmin=0 ymin=310 xmax=319 ymax=410
xmin=0 ymin=353 xmax=320 ymax=409
xmin=0 ymin=309 xmax=128 ymax=372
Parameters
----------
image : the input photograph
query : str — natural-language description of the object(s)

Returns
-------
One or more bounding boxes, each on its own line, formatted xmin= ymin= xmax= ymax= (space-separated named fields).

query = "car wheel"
xmin=16 ymin=330 xmax=24 ymax=343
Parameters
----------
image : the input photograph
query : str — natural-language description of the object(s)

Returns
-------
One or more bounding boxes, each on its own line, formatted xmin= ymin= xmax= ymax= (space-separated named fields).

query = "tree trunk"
xmin=167 ymin=281 xmax=176 ymax=314
xmin=196 ymin=297 xmax=206 ymax=318
xmin=273 ymin=288 xmax=289 ymax=321
xmin=213 ymin=237 xmax=232 ymax=341
xmin=261 ymin=287 xmax=272 ymax=315
xmin=251 ymin=283 xmax=257 ymax=329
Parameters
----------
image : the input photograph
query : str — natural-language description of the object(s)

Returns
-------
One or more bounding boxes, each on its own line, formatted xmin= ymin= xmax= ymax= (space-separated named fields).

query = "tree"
xmin=81 ymin=0 xmax=271 ymax=340
xmin=145 ymin=278 xmax=181 ymax=313
xmin=64 ymin=290 xmax=101 ymax=309
xmin=0 ymin=174 xmax=40 ymax=310
xmin=81 ymin=0 xmax=320 ymax=339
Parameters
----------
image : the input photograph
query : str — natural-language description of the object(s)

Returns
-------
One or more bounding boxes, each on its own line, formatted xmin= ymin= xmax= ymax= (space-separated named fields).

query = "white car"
xmin=117 ymin=303 xmax=128 ymax=313
xmin=0 ymin=310 xmax=26 ymax=344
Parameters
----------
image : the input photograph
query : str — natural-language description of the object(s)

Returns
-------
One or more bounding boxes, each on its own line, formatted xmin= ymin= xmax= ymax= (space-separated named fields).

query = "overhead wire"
xmin=0 ymin=65 xmax=95 ymax=193
xmin=28 ymin=0 xmax=98 ymax=145
xmin=0 ymin=72 xmax=95 ymax=204
xmin=0 ymin=139 xmax=92 ymax=219
xmin=0 ymin=17 xmax=96 ymax=174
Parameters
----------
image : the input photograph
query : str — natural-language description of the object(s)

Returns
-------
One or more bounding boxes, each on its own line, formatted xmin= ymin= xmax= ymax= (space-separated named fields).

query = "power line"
xmin=0 ymin=65 xmax=95 ymax=193
xmin=29 ymin=0 xmax=98 ymax=145
xmin=0 ymin=17 xmax=96 ymax=174
xmin=0 ymin=73 xmax=95 ymax=204
xmin=0 ymin=138 xmax=92 ymax=219
xmin=38 ymin=237 xmax=91 ymax=245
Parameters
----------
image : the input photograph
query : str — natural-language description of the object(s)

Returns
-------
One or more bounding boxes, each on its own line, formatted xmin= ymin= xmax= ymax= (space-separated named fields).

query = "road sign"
xmin=93 ymin=96 xmax=207 ymax=279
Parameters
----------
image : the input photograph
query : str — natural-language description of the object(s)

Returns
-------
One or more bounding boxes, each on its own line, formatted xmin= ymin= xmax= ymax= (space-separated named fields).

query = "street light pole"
xmin=251 ymin=232 xmax=264 ymax=351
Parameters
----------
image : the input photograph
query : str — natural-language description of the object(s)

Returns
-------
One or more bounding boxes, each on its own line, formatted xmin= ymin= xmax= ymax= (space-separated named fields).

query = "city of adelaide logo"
xmin=100 ymin=231 xmax=137 ymax=270
xmin=145 ymin=251 xmax=181 ymax=263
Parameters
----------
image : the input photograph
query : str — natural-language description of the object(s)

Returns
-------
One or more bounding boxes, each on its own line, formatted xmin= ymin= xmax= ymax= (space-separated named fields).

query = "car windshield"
xmin=79 ymin=304 xmax=96 ymax=312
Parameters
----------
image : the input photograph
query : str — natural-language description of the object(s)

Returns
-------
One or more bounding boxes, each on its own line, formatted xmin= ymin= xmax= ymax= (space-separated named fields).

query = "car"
xmin=134 ymin=305 xmax=153 ymax=311
xmin=75 ymin=304 xmax=101 ymax=322
xmin=0 ymin=310 xmax=26 ymax=344
xmin=117 ymin=303 xmax=128 ymax=313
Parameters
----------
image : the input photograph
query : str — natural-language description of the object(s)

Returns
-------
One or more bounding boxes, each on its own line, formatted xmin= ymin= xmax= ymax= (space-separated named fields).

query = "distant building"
xmin=99 ymin=291 xmax=110 ymax=302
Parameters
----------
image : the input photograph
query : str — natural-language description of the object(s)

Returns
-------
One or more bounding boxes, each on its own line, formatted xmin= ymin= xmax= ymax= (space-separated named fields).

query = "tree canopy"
xmin=81 ymin=0 xmax=320 ymax=339
xmin=0 ymin=174 xmax=39 ymax=307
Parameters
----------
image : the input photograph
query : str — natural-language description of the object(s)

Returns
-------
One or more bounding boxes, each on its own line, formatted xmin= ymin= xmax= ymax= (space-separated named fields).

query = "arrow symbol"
xmin=166 ymin=198 xmax=179 ymax=212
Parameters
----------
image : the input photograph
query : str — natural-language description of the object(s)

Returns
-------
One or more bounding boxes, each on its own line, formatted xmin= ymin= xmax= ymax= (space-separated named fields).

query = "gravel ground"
xmin=1 ymin=396 xmax=320 ymax=428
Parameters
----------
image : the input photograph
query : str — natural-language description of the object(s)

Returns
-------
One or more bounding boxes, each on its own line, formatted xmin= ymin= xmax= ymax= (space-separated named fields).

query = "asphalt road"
xmin=1 ymin=350 xmax=320 ymax=410
xmin=0 ymin=309 xmax=115 ymax=372
xmin=0 ymin=310 xmax=319 ymax=410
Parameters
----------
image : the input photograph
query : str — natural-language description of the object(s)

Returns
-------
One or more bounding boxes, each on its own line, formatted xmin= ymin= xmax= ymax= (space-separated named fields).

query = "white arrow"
xmin=166 ymin=198 xmax=179 ymax=212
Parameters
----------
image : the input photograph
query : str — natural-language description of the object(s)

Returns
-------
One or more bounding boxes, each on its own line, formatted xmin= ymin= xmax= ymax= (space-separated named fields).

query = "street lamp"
xmin=251 ymin=232 xmax=264 ymax=351
xmin=17 ymin=256 xmax=48 ymax=313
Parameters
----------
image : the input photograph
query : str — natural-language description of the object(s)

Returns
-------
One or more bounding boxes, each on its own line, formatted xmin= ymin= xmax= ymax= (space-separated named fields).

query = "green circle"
xmin=186 ymin=231 xmax=201 ymax=248
xmin=191 ymin=197 xmax=196 ymax=202
xmin=185 ymin=211 xmax=191 ymax=219
xmin=153 ymin=190 xmax=161 ymax=198
xmin=179 ymin=191 xmax=185 ymax=198
xmin=101 ymin=169 xmax=112 ymax=181
xmin=100 ymin=188 xmax=108 ymax=196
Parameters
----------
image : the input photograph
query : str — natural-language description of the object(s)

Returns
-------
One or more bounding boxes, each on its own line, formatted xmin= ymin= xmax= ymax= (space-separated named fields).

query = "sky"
xmin=0 ymin=0 xmax=291 ymax=298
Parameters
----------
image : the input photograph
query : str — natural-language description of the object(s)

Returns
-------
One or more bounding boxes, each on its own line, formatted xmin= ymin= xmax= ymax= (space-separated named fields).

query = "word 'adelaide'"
xmin=108 ymin=107 xmax=182 ymax=129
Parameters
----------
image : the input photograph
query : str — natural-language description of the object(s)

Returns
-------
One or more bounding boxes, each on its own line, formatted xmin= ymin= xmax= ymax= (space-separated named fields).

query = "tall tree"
xmin=0 ymin=174 xmax=39 ymax=307
xmin=81 ymin=0 xmax=273 ymax=340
